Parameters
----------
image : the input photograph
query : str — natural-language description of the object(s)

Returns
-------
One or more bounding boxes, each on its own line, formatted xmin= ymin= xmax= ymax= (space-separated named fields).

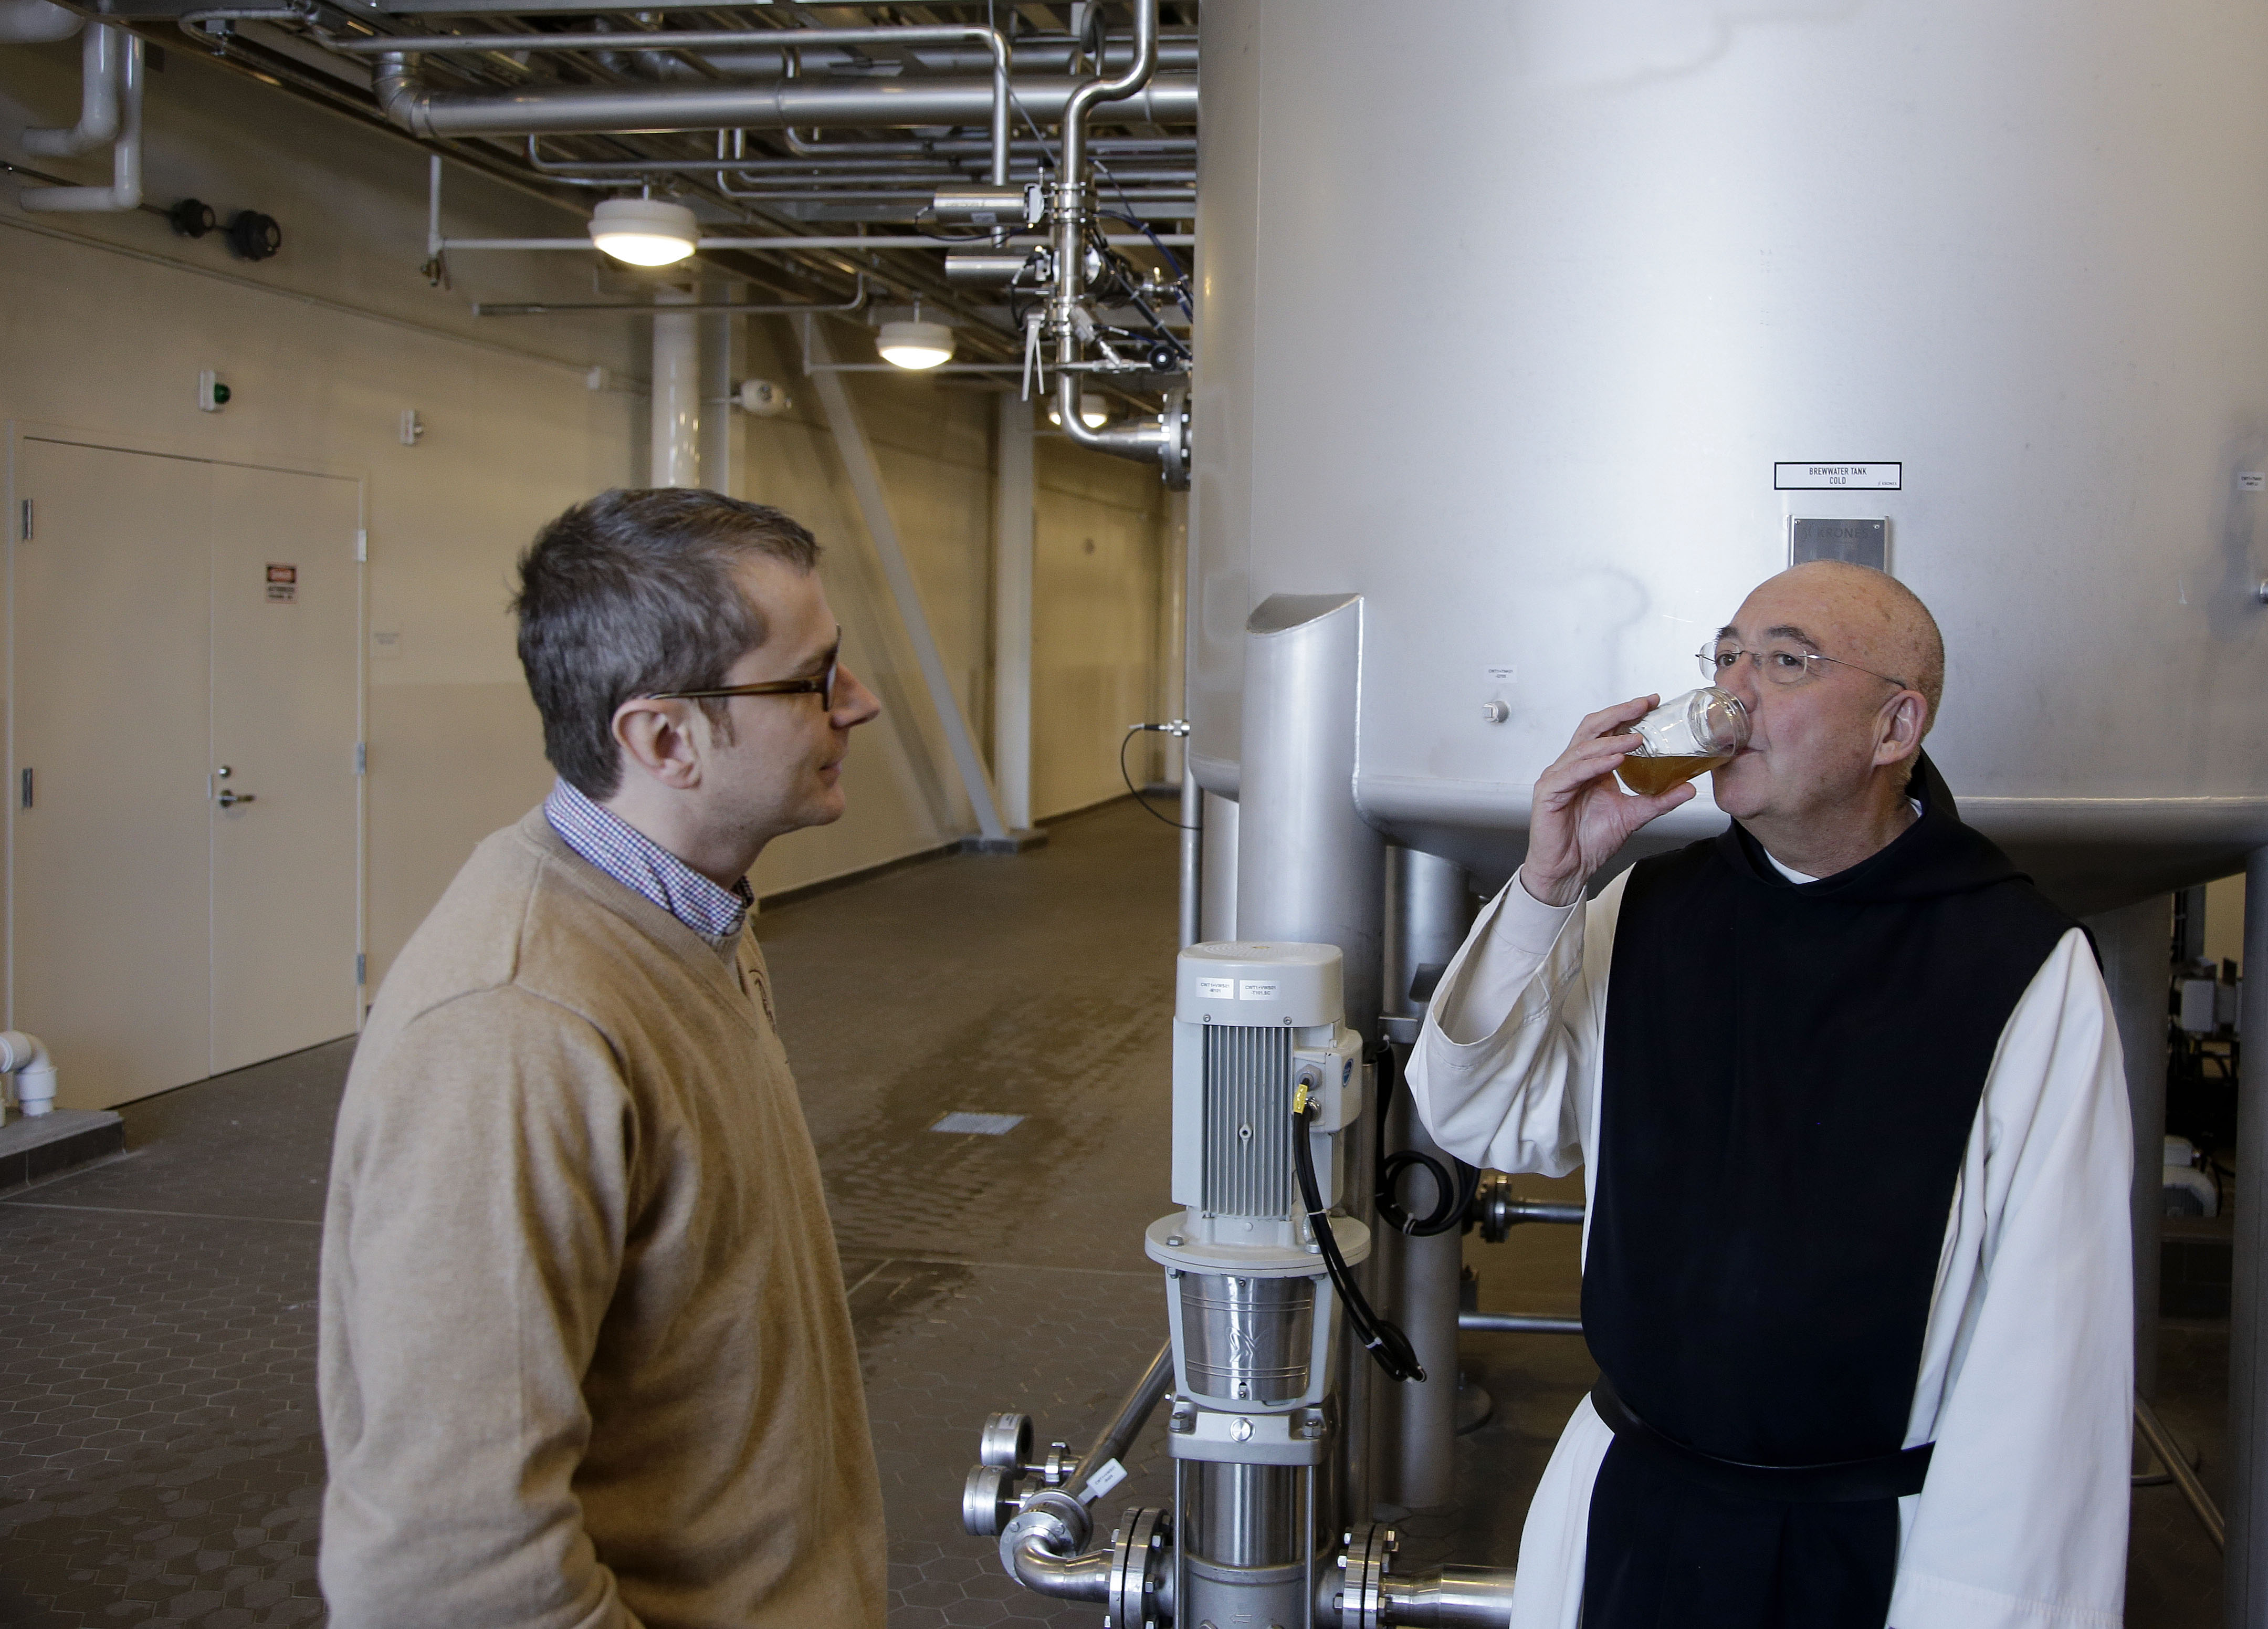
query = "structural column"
xmin=2228 ymin=848 xmax=2268 ymax=1625
xmin=650 ymin=286 xmax=699 ymax=488
xmin=697 ymin=278 xmax=735 ymax=495
xmin=992 ymin=392 xmax=1035 ymax=831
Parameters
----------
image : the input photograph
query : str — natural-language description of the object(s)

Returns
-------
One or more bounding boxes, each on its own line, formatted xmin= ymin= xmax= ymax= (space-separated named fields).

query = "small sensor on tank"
xmin=1790 ymin=516 xmax=1889 ymax=571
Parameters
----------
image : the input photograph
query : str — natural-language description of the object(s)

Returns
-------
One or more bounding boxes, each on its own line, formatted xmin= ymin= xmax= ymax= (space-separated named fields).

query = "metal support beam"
xmin=992 ymin=392 xmax=1034 ymax=832
xmin=802 ymin=318 xmax=1010 ymax=845
xmin=2229 ymin=847 xmax=2268 ymax=1624
xmin=2087 ymin=894 xmax=2172 ymax=1400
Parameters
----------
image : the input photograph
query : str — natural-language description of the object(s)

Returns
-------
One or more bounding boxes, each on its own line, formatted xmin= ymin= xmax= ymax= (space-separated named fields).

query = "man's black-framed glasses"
xmin=1697 ymin=642 xmax=1908 ymax=691
xmin=652 ymin=629 xmax=839 ymax=711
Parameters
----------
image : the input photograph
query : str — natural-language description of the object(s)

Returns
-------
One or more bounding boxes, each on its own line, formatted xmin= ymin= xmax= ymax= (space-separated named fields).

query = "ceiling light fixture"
xmin=589 ymin=196 xmax=699 ymax=266
xmin=876 ymin=306 xmax=956 ymax=370
xmin=1048 ymin=392 xmax=1111 ymax=430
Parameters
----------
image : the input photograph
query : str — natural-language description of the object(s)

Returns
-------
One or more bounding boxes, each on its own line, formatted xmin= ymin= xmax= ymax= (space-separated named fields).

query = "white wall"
xmin=1 ymin=36 xmax=1174 ymax=1053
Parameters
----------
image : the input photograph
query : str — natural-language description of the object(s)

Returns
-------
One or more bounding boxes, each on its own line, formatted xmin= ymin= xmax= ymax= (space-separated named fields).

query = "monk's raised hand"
xmin=1520 ymin=696 xmax=1699 ymax=907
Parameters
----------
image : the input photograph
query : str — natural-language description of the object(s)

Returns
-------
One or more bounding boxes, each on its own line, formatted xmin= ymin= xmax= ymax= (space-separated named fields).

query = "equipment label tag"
xmin=1080 ymin=1457 xmax=1128 ymax=1503
xmin=1774 ymin=462 xmax=1900 ymax=489
xmin=1238 ymin=980 xmax=1280 ymax=1000
xmin=1195 ymin=978 xmax=1235 ymax=999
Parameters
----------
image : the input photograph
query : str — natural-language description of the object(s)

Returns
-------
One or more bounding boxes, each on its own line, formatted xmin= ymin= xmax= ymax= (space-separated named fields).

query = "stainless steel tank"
xmin=1192 ymin=0 xmax=2268 ymax=916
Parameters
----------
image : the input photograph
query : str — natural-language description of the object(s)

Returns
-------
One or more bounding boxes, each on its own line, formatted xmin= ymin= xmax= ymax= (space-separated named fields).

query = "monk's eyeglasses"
xmin=651 ymin=629 xmax=840 ymax=711
xmin=1698 ymin=643 xmax=1909 ymax=691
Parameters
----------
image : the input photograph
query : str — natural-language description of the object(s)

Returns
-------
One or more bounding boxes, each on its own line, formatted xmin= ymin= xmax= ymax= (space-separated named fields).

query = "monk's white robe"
xmin=1409 ymin=865 xmax=2133 ymax=1629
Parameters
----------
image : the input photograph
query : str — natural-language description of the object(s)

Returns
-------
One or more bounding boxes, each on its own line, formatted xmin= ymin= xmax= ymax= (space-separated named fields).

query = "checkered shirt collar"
xmin=544 ymin=778 xmax=753 ymax=942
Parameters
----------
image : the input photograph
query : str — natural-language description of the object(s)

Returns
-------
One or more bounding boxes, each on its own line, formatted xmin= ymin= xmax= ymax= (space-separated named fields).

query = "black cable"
xmin=1119 ymin=725 xmax=1196 ymax=830
xmin=1372 ymin=1043 xmax=1479 ymax=1237
xmin=1293 ymin=1097 xmax=1424 ymax=1383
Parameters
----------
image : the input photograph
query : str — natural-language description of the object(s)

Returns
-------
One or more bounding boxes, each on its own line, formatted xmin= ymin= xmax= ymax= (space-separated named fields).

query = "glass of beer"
xmin=1614 ymin=686 xmax=1750 ymax=795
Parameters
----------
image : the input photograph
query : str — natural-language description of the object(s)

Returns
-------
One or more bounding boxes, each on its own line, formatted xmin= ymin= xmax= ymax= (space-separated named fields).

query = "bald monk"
xmin=1410 ymin=562 xmax=2133 ymax=1629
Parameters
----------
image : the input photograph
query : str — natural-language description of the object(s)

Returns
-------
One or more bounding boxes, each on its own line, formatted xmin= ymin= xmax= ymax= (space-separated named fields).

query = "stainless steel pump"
xmin=958 ymin=939 xmax=1517 ymax=1627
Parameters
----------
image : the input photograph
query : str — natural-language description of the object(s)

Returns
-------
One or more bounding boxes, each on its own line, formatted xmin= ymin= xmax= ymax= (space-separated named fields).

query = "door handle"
xmin=216 ymin=789 xmax=257 ymax=808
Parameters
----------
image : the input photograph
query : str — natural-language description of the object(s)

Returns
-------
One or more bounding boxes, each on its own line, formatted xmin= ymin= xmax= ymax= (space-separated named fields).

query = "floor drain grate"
xmin=931 ymin=1112 xmax=1025 ymax=1136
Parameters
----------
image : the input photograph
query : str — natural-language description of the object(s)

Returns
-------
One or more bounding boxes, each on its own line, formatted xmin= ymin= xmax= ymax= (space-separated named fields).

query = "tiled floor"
xmin=0 ymin=798 xmax=2230 ymax=1625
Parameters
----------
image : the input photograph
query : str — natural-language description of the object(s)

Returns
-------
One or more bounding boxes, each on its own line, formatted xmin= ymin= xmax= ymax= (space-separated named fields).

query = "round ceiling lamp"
xmin=877 ymin=318 xmax=957 ymax=369
xmin=588 ymin=196 xmax=699 ymax=266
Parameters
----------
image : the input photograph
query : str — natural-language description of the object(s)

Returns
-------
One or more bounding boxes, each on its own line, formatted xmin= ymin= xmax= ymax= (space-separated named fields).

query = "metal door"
xmin=12 ymin=438 xmax=215 ymax=1105
xmin=8 ymin=437 xmax=363 ymax=1109
xmin=207 ymin=463 xmax=361 ymax=1077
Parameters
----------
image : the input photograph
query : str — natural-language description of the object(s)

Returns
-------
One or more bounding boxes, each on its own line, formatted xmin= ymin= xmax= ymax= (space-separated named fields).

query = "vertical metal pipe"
xmin=1180 ymin=1461 xmax=1309 ymax=1624
xmin=1179 ymin=776 xmax=1203 ymax=947
xmin=1234 ymin=594 xmax=1383 ymax=1041
xmin=2227 ymin=845 xmax=2268 ymax=1626
xmin=992 ymin=392 xmax=1035 ymax=831
xmin=1376 ymin=846 xmax=1478 ymax=1511
xmin=2087 ymin=894 xmax=2171 ymax=1400
xmin=650 ymin=287 xmax=699 ymax=487
xmin=1200 ymin=791 xmax=1238 ymax=942
xmin=1234 ymin=591 xmax=1385 ymax=1537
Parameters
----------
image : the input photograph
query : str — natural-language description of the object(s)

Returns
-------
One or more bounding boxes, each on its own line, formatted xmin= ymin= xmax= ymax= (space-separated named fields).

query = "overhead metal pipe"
xmin=370 ymin=55 xmax=1193 ymax=140
xmin=340 ymin=23 xmax=1016 ymax=190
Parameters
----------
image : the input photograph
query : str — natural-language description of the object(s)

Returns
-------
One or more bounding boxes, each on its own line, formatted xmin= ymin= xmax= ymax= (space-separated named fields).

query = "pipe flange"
xmin=1158 ymin=387 xmax=1190 ymax=491
xmin=962 ymin=1463 xmax=1018 ymax=1537
xmin=980 ymin=1411 xmax=1034 ymax=1470
xmin=1331 ymin=1522 xmax=1398 ymax=1629
xmin=1106 ymin=1505 xmax=1171 ymax=1628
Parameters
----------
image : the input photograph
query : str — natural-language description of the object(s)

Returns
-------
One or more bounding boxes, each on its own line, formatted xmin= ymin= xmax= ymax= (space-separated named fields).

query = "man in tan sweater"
xmin=320 ymin=489 xmax=887 ymax=1628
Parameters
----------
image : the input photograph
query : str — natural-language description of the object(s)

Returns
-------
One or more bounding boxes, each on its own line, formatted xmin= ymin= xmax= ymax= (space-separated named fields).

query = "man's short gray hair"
xmin=513 ymin=488 xmax=821 ymax=800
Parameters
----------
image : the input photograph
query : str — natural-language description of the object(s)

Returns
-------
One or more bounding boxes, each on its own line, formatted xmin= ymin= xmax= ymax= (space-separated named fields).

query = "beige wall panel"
xmin=364 ymin=682 xmax=553 ymax=991
xmin=1032 ymin=440 xmax=1166 ymax=820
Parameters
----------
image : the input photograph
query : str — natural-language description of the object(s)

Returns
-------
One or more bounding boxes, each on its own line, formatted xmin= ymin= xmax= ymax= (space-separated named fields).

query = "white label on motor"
xmin=1484 ymin=664 xmax=1515 ymax=683
xmin=1195 ymin=978 xmax=1235 ymax=999
xmin=1080 ymin=1457 xmax=1128 ymax=1503
xmin=1238 ymin=980 xmax=1280 ymax=1000
xmin=1774 ymin=462 xmax=1901 ymax=489
xmin=2241 ymin=472 xmax=2266 ymax=492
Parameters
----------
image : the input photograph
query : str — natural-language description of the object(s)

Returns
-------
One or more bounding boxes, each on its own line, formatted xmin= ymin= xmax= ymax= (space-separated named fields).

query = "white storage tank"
xmin=1190 ymin=0 xmax=2268 ymax=914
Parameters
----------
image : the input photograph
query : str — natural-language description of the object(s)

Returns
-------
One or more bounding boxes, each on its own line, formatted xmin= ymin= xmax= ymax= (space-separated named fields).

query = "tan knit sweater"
xmin=319 ymin=807 xmax=885 ymax=1629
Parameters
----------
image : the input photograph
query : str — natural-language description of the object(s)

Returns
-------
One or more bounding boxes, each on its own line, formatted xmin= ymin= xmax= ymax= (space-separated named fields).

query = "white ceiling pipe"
xmin=20 ymin=29 xmax=141 ymax=212
xmin=0 ymin=1031 xmax=59 ymax=1117
xmin=0 ymin=0 xmax=81 ymax=43
xmin=23 ymin=21 xmax=121 ymax=157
